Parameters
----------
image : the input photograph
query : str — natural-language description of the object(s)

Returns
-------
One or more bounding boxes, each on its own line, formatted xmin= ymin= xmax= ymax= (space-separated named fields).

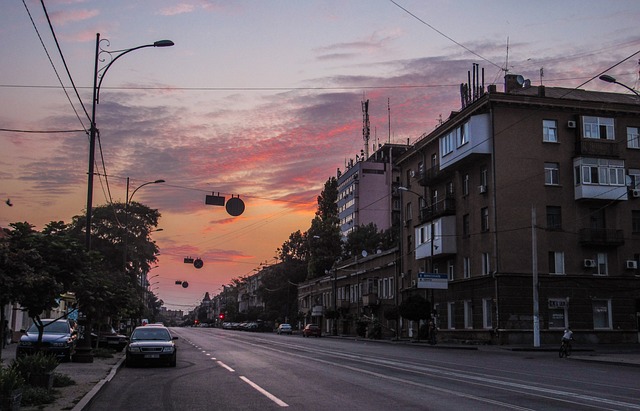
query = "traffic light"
xmin=219 ymin=313 xmax=225 ymax=320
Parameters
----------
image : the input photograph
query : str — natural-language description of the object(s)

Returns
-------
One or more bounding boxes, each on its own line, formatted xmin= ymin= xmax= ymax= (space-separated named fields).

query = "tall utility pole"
xmin=532 ymin=206 xmax=540 ymax=347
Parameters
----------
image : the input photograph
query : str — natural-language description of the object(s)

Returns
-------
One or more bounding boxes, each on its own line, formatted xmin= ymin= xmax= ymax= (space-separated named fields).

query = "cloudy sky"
xmin=1 ymin=0 xmax=639 ymax=311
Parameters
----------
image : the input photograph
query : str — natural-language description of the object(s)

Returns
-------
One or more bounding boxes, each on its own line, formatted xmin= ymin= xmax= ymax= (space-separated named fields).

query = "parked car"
xmin=302 ymin=323 xmax=322 ymax=337
xmin=16 ymin=319 xmax=77 ymax=362
xmin=95 ymin=326 xmax=128 ymax=351
xmin=126 ymin=325 xmax=178 ymax=367
xmin=277 ymin=323 xmax=292 ymax=335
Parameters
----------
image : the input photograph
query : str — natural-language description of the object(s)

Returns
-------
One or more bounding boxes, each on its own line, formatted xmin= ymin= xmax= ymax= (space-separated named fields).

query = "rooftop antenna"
xmin=502 ymin=36 xmax=510 ymax=75
xmin=387 ymin=97 xmax=391 ymax=144
xmin=362 ymin=99 xmax=370 ymax=159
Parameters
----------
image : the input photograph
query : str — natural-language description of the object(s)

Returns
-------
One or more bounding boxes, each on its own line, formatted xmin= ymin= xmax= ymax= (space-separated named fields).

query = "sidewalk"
xmin=1 ymin=342 xmax=125 ymax=411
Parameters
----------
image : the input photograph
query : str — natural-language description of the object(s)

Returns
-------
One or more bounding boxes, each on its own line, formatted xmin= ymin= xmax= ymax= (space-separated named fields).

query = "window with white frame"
xmin=447 ymin=302 xmax=456 ymax=329
xmin=480 ymin=168 xmax=488 ymax=187
xmin=596 ymin=253 xmax=608 ymax=275
xmin=448 ymin=261 xmax=454 ymax=281
xmin=549 ymin=251 xmax=565 ymax=274
xmin=582 ymin=116 xmax=614 ymax=140
xmin=592 ymin=299 xmax=612 ymax=329
xmin=543 ymin=119 xmax=558 ymax=142
xmin=458 ymin=122 xmax=469 ymax=147
xmin=440 ymin=130 xmax=455 ymax=157
xmin=482 ymin=298 xmax=493 ymax=329
xmin=629 ymin=169 xmax=640 ymax=189
xmin=464 ymin=300 xmax=473 ymax=329
xmin=544 ymin=162 xmax=560 ymax=185
xmin=388 ymin=277 xmax=394 ymax=299
xmin=463 ymin=257 xmax=471 ymax=278
xmin=628 ymin=127 xmax=640 ymax=149
xmin=462 ymin=173 xmax=469 ymax=196
xmin=481 ymin=252 xmax=490 ymax=275
xmin=575 ymin=158 xmax=625 ymax=186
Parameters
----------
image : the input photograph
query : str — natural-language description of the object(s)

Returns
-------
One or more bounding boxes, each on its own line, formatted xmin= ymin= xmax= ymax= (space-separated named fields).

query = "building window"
xmin=628 ymin=127 xmax=640 ymax=149
xmin=459 ymin=122 xmax=469 ymax=147
xmin=447 ymin=302 xmax=456 ymax=329
xmin=544 ymin=162 xmax=560 ymax=185
xmin=462 ymin=173 xmax=469 ymax=196
xmin=481 ymin=207 xmax=489 ymax=232
xmin=546 ymin=206 xmax=562 ymax=230
xmin=575 ymin=158 xmax=625 ymax=186
xmin=633 ymin=211 xmax=640 ymax=234
xmin=596 ymin=253 xmax=608 ymax=275
xmin=548 ymin=251 xmax=565 ymax=274
xmin=629 ymin=169 xmax=640 ymax=189
xmin=441 ymin=130 xmax=455 ymax=157
xmin=583 ymin=116 xmax=614 ymax=140
xmin=481 ymin=252 xmax=490 ymax=275
xmin=388 ymin=277 xmax=394 ymax=299
xmin=463 ymin=257 xmax=471 ymax=279
xmin=592 ymin=299 xmax=612 ymax=329
xmin=548 ymin=298 xmax=568 ymax=329
xmin=543 ymin=119 xmax=558 ymax=142
xmin=480 ymin=167 xmax=488 ymax=187
xmin=464 ymin=300 xmax=473 ymax=329
xmin=482 ymin=298 xmax=493 ymax=329
xmin=448 ymin=261 xmax=454 ymax=281
xmin=463 ymin=214 xmax=470 ymax=237
xmin=405 ymin=202 xmax=412 ymax=221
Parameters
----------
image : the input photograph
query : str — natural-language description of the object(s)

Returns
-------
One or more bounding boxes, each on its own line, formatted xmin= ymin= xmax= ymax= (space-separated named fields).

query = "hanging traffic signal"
xmin=219 ymin=313 xmax=225 ymax=320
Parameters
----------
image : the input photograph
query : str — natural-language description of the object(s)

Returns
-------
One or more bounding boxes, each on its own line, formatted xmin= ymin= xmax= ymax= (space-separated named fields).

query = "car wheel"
xmin=169 ymin=354 xmax=177 ymax=367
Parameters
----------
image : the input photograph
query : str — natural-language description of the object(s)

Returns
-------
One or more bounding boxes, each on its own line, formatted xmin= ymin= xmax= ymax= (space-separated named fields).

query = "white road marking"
xmin=240 ymin=376 xmax=289 ymax=408
xmin=217 ymin=361 xmax=235 ymax=372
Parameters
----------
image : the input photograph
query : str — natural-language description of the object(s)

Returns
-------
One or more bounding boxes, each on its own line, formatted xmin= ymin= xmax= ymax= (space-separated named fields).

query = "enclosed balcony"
xmin=578 ymin=228 xmax=624 ymax=247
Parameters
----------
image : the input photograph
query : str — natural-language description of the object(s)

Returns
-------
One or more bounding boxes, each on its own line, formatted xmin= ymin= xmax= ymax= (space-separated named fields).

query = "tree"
xmin=3 ymin=222 xmax=87 ymax=347
xmin=307 ymin=177 xmax=341 ymax=279
xmin=277 ymin=230 xmax=308 ymax=262
xmin=68 ymin=202 xmax=161 ymax=323
xmin=343 ymin=223 xmax=395 ymax=258
xmin=399 ymin=294 xmax=431 ymax=340
xmin=257 ymin=261 xmax=307 ymax=323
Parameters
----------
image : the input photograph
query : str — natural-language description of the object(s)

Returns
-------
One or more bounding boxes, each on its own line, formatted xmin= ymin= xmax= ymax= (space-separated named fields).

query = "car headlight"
xmin=162 ymin=346 xmax=175 ymax=353
xmin=19 ymin=341 xmax=33 ymax=347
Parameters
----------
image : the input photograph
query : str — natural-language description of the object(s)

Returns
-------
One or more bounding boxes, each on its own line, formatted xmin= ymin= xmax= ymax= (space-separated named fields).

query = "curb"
xmin=71 ymin=355 xmax=126 ymax=411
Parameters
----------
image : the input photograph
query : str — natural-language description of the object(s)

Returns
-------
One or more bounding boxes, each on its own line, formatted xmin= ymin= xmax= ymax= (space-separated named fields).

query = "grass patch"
xmin=21 ymin=386 xmax=57 ymax=407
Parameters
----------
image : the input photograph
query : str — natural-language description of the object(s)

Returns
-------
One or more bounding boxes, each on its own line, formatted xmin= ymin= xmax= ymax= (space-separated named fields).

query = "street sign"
xmin=417 ymin=272 xmax=448 ymax=289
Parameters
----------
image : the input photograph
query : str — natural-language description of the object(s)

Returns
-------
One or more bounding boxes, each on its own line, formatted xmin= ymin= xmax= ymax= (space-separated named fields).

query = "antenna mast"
xmin=362 ymin=99 xmax=370 ymax=159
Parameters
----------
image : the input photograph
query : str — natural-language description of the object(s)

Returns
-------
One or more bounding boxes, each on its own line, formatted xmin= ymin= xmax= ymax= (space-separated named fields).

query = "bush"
xmin=12 ymin=351 xmax=58 ymax=380
xmin=0 ymin=366 xmax=25 ymax=393
xmin=53 ymin=373 xmax=75 ymax=388
xmin=20 ymin=386 xmax=56 ymax=407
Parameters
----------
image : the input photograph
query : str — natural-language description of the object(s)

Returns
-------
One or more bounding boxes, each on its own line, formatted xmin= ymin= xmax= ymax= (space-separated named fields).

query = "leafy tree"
xmin=3 ymin=222 xmax=87 ymax=346
xmin=257 ymin=261 xmax=307 ymax=323
xmin=399 ymin=294 xmax=431 ymax=340
xmin=343 ymin=223 xmax=395 ymax=258
xmin=307 ymin=177 xmax=341 ymax=279
xmin=277 ymin=230 xmax=308 ymax=262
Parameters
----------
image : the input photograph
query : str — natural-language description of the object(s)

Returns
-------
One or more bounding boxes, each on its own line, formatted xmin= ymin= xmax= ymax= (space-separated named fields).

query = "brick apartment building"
xmin=397 ymin=73 xmax=640 ymax=344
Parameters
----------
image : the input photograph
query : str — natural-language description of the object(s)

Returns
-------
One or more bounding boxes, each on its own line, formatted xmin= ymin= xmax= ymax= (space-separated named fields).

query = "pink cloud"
xmin=50 ymin=9 xmax=99 ymax=26
xmin=158 ymin=4 xmax=195 ymax=16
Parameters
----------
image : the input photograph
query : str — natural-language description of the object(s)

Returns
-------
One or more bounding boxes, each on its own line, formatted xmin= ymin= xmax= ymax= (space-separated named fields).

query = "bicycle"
xmin=559 ymin=339 xmax=572 ymax=358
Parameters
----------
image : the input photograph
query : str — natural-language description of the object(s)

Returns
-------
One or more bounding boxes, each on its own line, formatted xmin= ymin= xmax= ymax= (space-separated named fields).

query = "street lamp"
xmin=123 ymin=178 xmax=165 ymax=273
xmin=599 ymin=75 xmax=640 ymax=97
xmin=85 ymin=33 xmax=174 ymax=250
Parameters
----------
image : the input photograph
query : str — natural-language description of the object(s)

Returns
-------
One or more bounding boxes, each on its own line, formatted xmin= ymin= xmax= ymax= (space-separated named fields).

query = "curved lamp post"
xmin=85 ymin=33 xmax=174 ymax=250
xmin=123 ymin=178 xmax=165 ymax=273
xmin=599 ymin=75 xmax=640 ymax=97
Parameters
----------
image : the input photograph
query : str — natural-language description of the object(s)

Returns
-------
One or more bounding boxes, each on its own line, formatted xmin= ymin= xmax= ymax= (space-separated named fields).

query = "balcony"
xmin=576 ymin=139 xmax=619 ymax=158
xmin=417 ymin=165 xmax=444 ymax=186
xmin=578 ymin=228 xmax=624 ymax=247
xmin=420 ymin=196 xmax=456 ymax=223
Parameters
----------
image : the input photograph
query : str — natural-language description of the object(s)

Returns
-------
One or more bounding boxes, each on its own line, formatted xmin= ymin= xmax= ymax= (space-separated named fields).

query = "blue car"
xmin=16 ymin=319 xmax=77 ymax=362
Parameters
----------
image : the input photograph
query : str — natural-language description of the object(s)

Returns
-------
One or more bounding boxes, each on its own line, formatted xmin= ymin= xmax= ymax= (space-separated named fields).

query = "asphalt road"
xmin=87 ymin=327 xmax=640 ymax=411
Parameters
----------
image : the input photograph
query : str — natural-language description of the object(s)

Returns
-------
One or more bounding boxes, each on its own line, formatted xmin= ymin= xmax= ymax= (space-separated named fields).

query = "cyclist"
xmin=560 ymin=327 xmax=573 ymax=357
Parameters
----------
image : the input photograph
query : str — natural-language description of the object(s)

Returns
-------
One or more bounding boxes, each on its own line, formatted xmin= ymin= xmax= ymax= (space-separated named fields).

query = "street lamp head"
xmin=599 ymin=74 xmax=616 ymax=84
xmin=398 ymin=186 xmax=409 ymax=192
xmin=153 ymin=179 xmax=166 ymax=184
xmin=153 ymin=40 xmax=174 ymax=48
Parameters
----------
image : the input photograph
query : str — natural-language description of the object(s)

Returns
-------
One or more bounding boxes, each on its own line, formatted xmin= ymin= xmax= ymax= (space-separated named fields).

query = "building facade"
xmin=396 ymin=74 xmax=640 ymax=344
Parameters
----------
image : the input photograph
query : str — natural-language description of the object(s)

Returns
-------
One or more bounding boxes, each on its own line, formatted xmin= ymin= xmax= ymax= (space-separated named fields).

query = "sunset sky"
xmin=1 ymin=0 xmax=639 ymax=311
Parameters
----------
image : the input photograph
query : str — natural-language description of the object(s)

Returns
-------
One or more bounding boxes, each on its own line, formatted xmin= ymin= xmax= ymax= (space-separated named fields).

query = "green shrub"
xmin=53 ymin=373 xmax=75 ymax=388
xmin=20 ymin=386 xmax=56 ymax=406
xmin=0 ymin=366 xmax=25 ymax=393
xmin=12 ymin=351 xmax=58 ymax=380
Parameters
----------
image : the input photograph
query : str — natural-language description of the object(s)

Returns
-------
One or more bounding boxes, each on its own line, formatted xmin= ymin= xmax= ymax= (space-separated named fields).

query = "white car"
xmin=277 ymin=324 xmax=292 ymax=335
